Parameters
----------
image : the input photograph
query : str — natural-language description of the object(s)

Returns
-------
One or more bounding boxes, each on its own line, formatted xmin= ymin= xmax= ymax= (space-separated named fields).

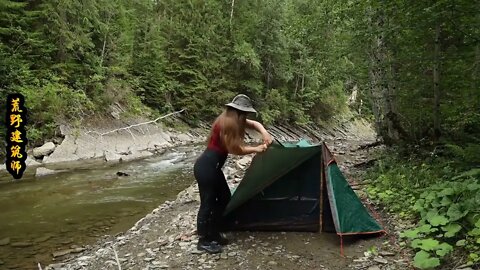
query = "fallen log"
xmin=357 ymin=140 xmax=383 ymax=150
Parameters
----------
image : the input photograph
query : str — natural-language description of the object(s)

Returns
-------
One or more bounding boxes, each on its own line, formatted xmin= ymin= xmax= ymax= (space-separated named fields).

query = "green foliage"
xmin=0 ymin=0 xmax=354 ymax=153
xmin=18 ymin=82 xmax=94 ymax=144
xmin=414 ymin=250 xmax=441 ymax=269
xmin=367 ymin=151 xmax=480 ymax=269
xmin=345 ymin=0 xmax=479 ymax=143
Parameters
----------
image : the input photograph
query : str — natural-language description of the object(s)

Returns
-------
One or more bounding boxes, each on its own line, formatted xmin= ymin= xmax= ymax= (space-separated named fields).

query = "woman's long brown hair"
xmin=208 ymin=107 xmax=247 ymax=154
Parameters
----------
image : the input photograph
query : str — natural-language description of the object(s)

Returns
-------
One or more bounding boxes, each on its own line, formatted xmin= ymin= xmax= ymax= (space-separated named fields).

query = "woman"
xmin=194 ymin=94 xmax=273 ymax=254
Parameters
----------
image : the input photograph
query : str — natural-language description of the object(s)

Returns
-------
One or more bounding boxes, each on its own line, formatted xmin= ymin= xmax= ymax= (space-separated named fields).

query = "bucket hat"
xmin=225 ymin=94 xmax=257 ymax=114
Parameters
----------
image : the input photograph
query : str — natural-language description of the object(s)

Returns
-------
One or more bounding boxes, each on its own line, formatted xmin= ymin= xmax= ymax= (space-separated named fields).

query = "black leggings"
xmin=193 ymin=149 xmax=230 ymax=239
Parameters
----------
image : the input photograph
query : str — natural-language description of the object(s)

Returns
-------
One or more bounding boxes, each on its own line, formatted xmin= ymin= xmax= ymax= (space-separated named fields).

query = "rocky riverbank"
xmin=0 ymin=115 xmax=207 ymax=180
xmin=39 ymin=115 xmax=414 ymax=270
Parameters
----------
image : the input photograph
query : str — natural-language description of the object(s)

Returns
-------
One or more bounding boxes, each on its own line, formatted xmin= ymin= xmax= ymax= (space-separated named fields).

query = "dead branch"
xmin=86 ymin=109 xmax=184 ymax=137
xmin=353 ymin=159 xmax=377 ymax=168
xmin=112 ymin=244 xmax=122 ymax=270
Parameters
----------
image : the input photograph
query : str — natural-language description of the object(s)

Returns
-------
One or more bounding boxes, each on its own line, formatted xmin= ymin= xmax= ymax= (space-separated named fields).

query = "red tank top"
xmin=207 ymin=123 xmax=228 ymax=155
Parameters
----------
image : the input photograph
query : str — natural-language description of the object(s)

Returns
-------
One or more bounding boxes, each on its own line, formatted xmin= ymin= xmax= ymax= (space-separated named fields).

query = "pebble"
xmin=179 ymin=241 xmax=190 ymax=247
xmin=137 ymin=252 xmax=146 ymax=257
xmin=374 ymin=257 xmax=388 ymax=264
xmin=268 ymin=261 xmax=278 ymax=266
xmin=190 ymin=249 xmax=203 ymax=255
xmin=367 ymin=266 xmax=381 ymax=270
xmin=379 ymin=251 xmax=395 ymax=257
xmin=228 ymin=252 xmax=237 ymax=257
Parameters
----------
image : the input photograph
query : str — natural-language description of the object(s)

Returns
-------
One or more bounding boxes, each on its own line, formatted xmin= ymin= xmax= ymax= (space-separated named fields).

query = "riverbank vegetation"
xmin=352 ymin=1 xmax=479 ymax=269
xmin=0 ymin=1 xmax=478 ymax=268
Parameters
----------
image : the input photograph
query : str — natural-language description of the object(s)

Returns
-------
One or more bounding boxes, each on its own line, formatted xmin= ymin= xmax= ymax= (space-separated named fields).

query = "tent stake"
xmin=340 ymin=236 xmax=345 ymax=258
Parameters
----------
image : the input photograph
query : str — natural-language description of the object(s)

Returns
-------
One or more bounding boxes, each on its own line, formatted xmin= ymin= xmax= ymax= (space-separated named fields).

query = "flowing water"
xmin=0 ymin=146 xmax=200 ymax=270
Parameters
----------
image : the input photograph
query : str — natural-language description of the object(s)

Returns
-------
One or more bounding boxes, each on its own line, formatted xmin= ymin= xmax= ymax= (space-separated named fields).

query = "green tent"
xmin=223 ymin=139 xmax=385 ymax=242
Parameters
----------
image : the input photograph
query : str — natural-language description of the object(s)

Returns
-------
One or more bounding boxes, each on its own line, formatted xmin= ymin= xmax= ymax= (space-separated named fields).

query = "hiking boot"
xmin=211 ymin=233 xmax=229 ymax=245
xmin=197 ymin=240 xmax=222 ymax=254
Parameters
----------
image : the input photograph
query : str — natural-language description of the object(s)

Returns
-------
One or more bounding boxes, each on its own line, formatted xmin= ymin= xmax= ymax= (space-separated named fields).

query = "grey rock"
xmin=104 ymin=150 xmax=122 ymax=163
xmin=35 ymin=234 xmax=53 ymax=243
xmin=33 ymin=142 xmax=56 ymax=158
xmin=379 ymin=251 xmax=395 ymax=257
xmin=35 ymin=167 xmax=57 ymax=177
xmin=367 ymin=266 xmax=381 ymax=270
xmin=52 ymin=249 xmax=73 ymax=258
xmin=0 ymin=237 xmax=10 ymax=246
xmin=45 ymin=263 xmax=65 ymax=270
xmin=236 ymin=156 xmax=252 ymax=169
xmin=26 ymin=157 xmax=42 ymax=167
xmin=374 ymin=257 xmax=388 ymax=264
xmin=120 ymin=150 xmax=154 ymax=162
xmin=175 ymin=134 xmax=192 ymax=143
xmin=10 ymin=241 xmax=33 ymax=248
xmin=190 ymin=249 xmax=203 ymax=255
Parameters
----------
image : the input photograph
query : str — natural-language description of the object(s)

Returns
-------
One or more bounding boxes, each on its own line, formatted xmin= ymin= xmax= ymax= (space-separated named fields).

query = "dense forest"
xmin=0 ymin=0 xmax=479 ymax=269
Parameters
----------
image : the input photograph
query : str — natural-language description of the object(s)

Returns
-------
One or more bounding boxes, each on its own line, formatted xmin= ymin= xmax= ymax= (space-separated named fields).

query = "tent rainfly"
xmin=223 ymin=139 xmax=385 ymax=254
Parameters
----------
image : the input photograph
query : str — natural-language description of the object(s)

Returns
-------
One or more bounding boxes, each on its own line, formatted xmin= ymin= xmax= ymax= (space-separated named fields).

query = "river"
xmin=0 ymin=146 xmax=200 ymax=270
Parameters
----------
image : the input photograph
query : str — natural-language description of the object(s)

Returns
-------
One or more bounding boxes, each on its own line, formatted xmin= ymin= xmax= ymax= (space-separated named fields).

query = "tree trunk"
xmin=433 ymin=23 xmax=441 ymax=140
xmin=368 ymin=7 xmax=387 ymax=140
xmin=301 ymin=74 xmax=304 ymax=93
xmin=368 ymin=6 xmax=405 ymax=144
xmin=473 ymin=44 xmax=479 ymax=98
xmin=294 ymin=75 xmax=299 ymax=97
xmin=230 ymin=0 xmax=235 ymax=28
xmin=99 ymin=33 xmax=107 ymax=67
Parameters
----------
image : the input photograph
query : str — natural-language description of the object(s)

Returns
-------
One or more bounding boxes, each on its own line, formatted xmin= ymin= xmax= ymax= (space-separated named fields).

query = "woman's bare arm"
xmin=246 ymin=119 xmax=273 ymax=145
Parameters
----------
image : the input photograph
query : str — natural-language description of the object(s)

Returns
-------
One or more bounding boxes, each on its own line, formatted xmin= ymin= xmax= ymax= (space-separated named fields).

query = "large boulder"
xmin=33 ymin=142 xmax=56 ymax=158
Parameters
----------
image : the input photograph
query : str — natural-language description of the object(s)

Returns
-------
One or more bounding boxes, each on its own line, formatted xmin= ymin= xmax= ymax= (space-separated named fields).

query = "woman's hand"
xmin=262 ymin=132 xmax=273 ymax=146
xmin=255 ymin=143 xmax=268 ymax=153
